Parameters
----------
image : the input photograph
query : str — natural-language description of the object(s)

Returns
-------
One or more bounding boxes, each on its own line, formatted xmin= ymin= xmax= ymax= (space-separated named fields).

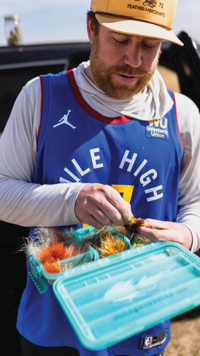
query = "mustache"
xmin=108 ymin=65 xmax=148 ymax=77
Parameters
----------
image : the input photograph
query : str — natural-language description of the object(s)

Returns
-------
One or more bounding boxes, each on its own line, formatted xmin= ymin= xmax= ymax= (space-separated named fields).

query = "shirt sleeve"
xmin=0 ymin=77 xmax=84 ymax=227
xmin=175 ymin=92 xmax=200 ymax=252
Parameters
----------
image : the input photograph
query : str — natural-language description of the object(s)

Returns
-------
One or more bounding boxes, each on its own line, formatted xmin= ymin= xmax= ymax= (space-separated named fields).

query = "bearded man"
xmin=0 ymin=0 xmax=200 ymax=355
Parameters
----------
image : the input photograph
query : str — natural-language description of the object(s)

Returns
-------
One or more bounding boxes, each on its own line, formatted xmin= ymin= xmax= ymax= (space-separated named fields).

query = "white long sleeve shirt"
xmin=0 ymin=63 xmax=200 ymax=252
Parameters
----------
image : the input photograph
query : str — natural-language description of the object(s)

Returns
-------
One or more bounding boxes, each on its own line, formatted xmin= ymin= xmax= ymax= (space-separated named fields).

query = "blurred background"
xmin=0 ymin=0 xmax=199 ymax=46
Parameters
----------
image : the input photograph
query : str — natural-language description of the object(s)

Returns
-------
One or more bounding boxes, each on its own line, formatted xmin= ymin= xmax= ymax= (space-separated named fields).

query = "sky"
xmin=0 ymin=0 xmax=199 ymax=47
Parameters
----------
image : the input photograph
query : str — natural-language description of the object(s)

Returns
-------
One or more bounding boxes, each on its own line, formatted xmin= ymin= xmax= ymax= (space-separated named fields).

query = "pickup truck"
xmin=1 ymin=31 xmax=200 ymax=355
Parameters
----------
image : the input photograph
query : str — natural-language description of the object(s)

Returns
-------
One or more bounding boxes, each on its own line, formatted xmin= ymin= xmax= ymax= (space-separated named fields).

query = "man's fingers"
xmin=139 ymin=218 xmax=172 ymax=241
xmin=96 ymin=199 xmax=128 ymax=226
xmin=139 ymin=219 xmax=193 ymax=249
xmin=143 ymin=218 xmax=170 ymax=230
xmin=77 ymin=194 xmax=126 ymax=226
xmin=77 ymin=212 xmax=106 ymax=230
xmin=77 ymin=204 xmax=112 ymax=227
xmin=100 ymin=185 xmax=132 ymax=224
xmin=139 ymin=226 xmax=169 ymax=241
xmin=75 ymin=184 xmax=132 ymax=227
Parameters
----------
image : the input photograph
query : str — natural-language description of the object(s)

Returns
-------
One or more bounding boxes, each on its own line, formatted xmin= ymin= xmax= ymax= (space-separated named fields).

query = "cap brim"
xmin=96 ymin=14 xmax=183 ymax=46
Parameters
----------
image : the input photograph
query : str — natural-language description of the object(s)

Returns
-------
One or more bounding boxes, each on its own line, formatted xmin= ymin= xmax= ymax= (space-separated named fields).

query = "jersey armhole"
xmin=172 ymin=91 xmax=184 ymax=164
xmin=37 ymin=75 xmax=44 ymax=143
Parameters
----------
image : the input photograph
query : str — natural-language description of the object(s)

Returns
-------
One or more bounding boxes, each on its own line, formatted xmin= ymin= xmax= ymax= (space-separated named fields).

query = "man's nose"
xmin=123 ymin=45 xmax=142 ymax=68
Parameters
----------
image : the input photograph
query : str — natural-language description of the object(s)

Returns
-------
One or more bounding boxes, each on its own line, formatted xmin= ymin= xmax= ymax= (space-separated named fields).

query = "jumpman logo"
xmin=53 ymin=110 xmax=76 ymax=129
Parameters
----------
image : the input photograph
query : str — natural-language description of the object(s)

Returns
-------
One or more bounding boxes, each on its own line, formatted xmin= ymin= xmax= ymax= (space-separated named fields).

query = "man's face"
xmin=87 ymin=22 xmax=162 ymax=100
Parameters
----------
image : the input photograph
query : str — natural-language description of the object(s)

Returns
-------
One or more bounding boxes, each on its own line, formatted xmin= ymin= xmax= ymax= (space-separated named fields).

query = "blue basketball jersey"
xmin=17 ymin=69 xmax=183 ymax=355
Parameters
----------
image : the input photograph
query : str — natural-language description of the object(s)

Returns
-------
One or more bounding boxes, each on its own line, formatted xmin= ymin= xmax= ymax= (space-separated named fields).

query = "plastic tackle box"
xmin=28 ymin=226 xmax=132 ymax=293
xmin=52 ymin=240 xmax=200 ymax=350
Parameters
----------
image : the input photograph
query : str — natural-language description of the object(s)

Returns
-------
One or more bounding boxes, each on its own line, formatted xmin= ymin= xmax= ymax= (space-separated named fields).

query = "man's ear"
xmin=87 ymin=17 xmax=95 ymax=44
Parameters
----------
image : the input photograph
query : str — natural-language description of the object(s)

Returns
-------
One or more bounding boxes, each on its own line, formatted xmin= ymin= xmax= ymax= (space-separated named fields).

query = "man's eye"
xmin=113 ymin=38 xmax=129 ymax=45
xmin=142 ymin=42 xmax=155 ymax=50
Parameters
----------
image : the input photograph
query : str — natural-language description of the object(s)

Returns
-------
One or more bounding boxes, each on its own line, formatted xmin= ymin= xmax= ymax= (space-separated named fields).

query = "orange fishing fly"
xmin=37 ymin=240 xmax=88 ymax=274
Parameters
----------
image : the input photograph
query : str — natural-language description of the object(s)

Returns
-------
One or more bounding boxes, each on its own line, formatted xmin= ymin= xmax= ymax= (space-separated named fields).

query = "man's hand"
xmin=75 ymin=184 xmax=132 ymax=229
xmin=138 ymin=219 xmax=193 ymax=250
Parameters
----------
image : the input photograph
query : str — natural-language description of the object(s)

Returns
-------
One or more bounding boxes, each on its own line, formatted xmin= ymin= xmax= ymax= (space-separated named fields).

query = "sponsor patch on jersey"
xmin=146 ymin=118 xmax=169 ymax=140
xmin=140 ymin=327 xmax=167 ymax=349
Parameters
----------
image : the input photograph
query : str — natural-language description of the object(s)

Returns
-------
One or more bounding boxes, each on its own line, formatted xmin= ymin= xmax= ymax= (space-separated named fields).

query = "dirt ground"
xmin=165 ymin=307 xmax=200 ymax=356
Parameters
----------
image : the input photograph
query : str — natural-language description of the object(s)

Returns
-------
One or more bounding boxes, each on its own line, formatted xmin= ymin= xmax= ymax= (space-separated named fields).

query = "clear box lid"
xmin=53 ymin=241 xmax=200 ymax=350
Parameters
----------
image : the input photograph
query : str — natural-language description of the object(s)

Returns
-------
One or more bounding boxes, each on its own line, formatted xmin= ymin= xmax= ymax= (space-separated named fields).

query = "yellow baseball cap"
xmin=91 ymin=0 xmax=183 ymax=46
